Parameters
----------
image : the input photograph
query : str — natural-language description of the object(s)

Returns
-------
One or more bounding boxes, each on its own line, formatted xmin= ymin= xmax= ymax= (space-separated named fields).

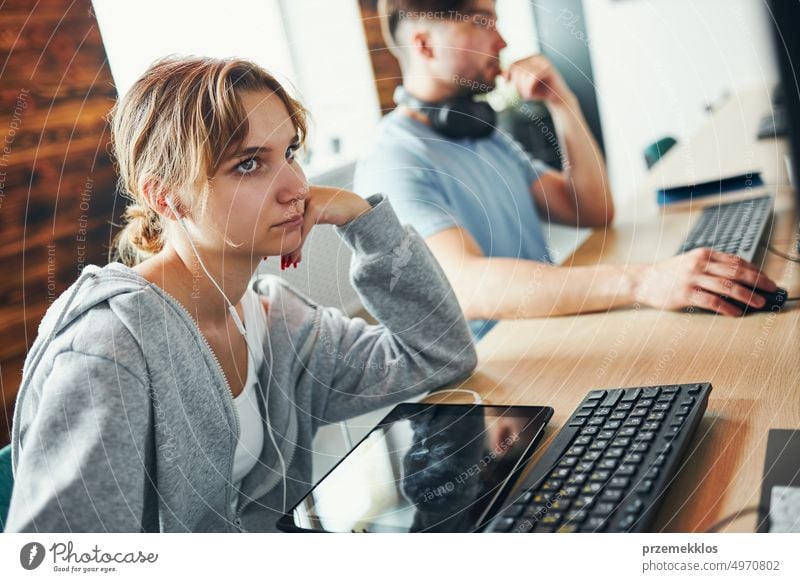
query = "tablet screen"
xmin=279 ymin=403 xmax=552 ymax=532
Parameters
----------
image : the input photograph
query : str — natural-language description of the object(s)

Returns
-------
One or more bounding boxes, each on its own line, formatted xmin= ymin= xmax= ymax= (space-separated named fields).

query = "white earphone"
xmin=165 ymin=195 xmax=288 ymax=519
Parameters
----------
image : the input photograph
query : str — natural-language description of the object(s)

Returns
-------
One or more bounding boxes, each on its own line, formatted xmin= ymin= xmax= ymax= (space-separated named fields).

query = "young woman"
xmin=7 ymin=56 xmax=477 ymax=532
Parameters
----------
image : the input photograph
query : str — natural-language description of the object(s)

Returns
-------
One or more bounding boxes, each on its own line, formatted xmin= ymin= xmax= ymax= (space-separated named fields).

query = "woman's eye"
xmin=235 ymin=158 xmax=260 ymax=174
xmin=286 ymin=145 xmax=299 ymax=163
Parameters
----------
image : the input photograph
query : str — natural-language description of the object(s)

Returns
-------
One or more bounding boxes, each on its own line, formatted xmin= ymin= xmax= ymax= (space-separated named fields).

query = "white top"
xmin=231 ymin=288 xmax=267 ymax=503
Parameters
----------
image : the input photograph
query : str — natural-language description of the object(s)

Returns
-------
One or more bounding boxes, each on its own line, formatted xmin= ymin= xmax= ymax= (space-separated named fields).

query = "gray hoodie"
xmin=7 ymin=194 xmax=477 ymax=532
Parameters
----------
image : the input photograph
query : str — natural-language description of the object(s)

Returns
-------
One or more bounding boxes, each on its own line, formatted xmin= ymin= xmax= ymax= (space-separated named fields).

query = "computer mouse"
xmin=724 ymin=287 xmax=788 ymax=313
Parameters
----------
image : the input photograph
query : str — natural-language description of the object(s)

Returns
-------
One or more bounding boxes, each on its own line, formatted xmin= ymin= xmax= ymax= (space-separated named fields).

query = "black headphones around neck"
xmin=393 ymin=85 xmax=496 ymax=139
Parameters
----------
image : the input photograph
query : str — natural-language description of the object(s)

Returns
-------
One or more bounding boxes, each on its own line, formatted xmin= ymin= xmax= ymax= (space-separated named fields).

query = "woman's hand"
xmin=280 ymin=185 xmax=372 ymax=270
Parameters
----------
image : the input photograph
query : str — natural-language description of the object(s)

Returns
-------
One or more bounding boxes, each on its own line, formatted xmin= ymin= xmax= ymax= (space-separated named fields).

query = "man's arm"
xmin=505 ymin=55 xmax=614 ymax=228
xmin=425 ymin=226 xmax=779 ymax=320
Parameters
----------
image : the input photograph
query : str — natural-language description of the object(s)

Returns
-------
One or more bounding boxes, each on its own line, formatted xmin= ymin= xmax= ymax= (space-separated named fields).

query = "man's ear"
xmin=140 ymin=178 xmax=182 ymax=220
xmin=410 ymin=29 xmax=435 ymax=60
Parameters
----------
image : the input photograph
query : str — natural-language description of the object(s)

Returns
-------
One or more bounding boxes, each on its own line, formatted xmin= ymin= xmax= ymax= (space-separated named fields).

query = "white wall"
xmin=583 ymin=0 xmax=779 ymax=202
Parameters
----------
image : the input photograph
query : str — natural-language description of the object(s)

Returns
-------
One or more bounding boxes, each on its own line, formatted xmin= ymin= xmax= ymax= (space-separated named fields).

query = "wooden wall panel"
xmin=0 ymin=0 xmax=121 ymax=447
xmin=358 ymin=0 xmax=403 ymax=115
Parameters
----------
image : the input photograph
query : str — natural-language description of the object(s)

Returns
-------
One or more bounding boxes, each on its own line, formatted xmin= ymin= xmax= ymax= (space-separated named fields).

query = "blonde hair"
xmin=109 ymin=55 xmax=307 ymax=266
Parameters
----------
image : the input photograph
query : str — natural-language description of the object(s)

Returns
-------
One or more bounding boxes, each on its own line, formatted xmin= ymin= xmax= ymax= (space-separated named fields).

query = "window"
xmin=92 ymin=0 xmax=381 ymax=178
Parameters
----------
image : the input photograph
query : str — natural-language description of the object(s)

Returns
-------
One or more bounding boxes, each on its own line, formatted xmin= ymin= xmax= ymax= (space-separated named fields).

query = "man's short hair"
xmin=378 ymin=0 xmax=476 ymax=58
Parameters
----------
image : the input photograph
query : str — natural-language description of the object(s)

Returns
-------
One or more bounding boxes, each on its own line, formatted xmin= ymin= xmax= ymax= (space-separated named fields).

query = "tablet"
xmin=277 ymin=402 xmax=553 ymax=532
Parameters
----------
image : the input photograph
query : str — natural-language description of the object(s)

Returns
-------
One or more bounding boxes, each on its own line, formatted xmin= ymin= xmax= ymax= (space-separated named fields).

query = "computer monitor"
xmin=767 ymin=0 xmax=800 ymax=214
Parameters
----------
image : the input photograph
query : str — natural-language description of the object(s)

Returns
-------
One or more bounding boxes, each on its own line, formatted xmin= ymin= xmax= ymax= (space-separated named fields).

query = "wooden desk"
xmin=432 ymin=87 xmax=800 ymax=532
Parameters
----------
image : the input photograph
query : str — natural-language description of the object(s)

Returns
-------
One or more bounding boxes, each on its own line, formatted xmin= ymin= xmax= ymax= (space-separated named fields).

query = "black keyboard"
xmin=678 ymin=195 xmax=773 ymax=262
xmin=484 ymin=383 xmax=711 ymax=533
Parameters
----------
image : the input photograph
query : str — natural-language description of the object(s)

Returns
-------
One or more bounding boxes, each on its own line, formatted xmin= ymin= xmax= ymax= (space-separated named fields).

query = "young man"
xmin=355 ymin=0 xmax=777 ymax=339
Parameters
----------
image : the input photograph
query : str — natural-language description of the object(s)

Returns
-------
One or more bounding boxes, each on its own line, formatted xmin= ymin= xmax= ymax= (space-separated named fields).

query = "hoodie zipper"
xmin=155 ymin=286 xmax=241 ymax=520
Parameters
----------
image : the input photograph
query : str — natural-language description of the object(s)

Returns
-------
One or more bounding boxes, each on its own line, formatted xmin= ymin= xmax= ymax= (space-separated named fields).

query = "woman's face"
xmin=200 ymin=89 xmax=308 ymax=258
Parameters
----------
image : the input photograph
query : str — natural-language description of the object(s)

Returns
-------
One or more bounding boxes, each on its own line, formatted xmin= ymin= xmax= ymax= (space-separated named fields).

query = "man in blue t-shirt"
xmin=355 ymin=0 xmax=778 ymax=340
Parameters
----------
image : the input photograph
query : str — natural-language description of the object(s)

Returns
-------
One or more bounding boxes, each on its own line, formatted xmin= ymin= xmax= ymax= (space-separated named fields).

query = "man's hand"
xmin=502 ymin=54 xmax=575 ymax=106
xmin=633 ymin=248 xmax=779 ymax=316
xmin=280 ymin=185 xmax=371 ymax=270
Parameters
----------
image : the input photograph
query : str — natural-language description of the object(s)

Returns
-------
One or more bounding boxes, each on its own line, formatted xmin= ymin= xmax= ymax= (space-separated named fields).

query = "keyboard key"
xmin=513 ymin=518 xmax=535 ymax=533
xmin=602 ymin=389 xmax=624 ymax=407
xmin=604 ymin=447 xmax=625 ymax=458
xmin=623 ymin=453 xmax=644 ymax=464
xmin=671 ymin=415 xmax=687 ymax=427
xmin=561 ymin=486 xmax=580 ymax=498
xmin=581 ymin=516 xmax=607 ymax=532
xmin=643 ymin=421 xmax=660 ymax=432
xmin=610 ymin=411 xmax=627 ymax=421
xmin=577 ymin=461 xmax=595 ymax=473
xmin=630 ymin=408 xmax=648 ymax=417
xmin=638 ymin=398 xmax=654 ymax=407
xmin=575 ymin=409 xmax=593 ymax=418
xmin=580 ymin=426 xmax=599 ymax=436
xmin=590 ymin=470 xmax=611 ymax=482
xmin=615 ymin=514 xmax=638 ymax=532
xmin=621 ymin=388 xmax=640 ymax=402
xmin=569 ymin=418 xmax=587 ymax=427
xmin=653 ymin=403 xmax=670 ymax=411
xmin=541 ymin=513 xmax=563 ymax=526
xmin=598 ymin=459 xmax=619 ymax=470
xmin=566 ymin=445 xmax=586 ymax=456
xmin=586 ymin=390 xmax=606 ymax=400
xmin=590 ymin=439 xmax=610 ymax=451
xmin=604 ymin=420 xmax=622 ymax=430
xmin=636 ymin=479 xmax=654 ymax=494
xmin=558 ymin=456 xmax=579 ymax=468
xmin=523 ymin=505 xmax=548 ymax=519
xmin=637 ymin=432 xmax=656 ymax=442
xmin=601 ymin=489 xmax=624 ymax=502
xmin=553 ymin=468 xmax=571 ymax=479
xmin=615 ymin=402 xmax=634 ymax=411
xmin=596 ymin=407 xmax=613 ymax=417
xmin=567 ymin=473 xmax=588 ymax=486
xmin=587 ymin=417 xmax=605 ymax=426
xmin=688 ymin=384 xmax=703 ymax=395
xmin=611 ymin=437 xmax=631 ymax=448
xmin=565 ymin=509 xmax=588 ymax=523
xmin=624 ymin=417 xmax=643 ymax=427
xmin=584 ymin=451 xmax=602 ymax=462
xmin=643 ymin=387 xmax=660 ymax=398
xmin=573 ymin=495 xmax=595 ymax=510
xmin=661 ymin=386 xmax=679 ymax=393
xmin=582 ymin=483 xmax=603 ymax=495
xmin=609 ymin=476 xmax=630 ymax=489
xmin=549 ymin=499 xmax=571 ymax=511
xmin=646 ymin=412 xmax=666 ymax=421
xmin=493 ymin=517 xmax=516 ymax=532
xmin=599 ymin=430 xmax=617 ymax=440
xmin=593 ymin=502 xmax=616 ymax=516
xmin=657 ymin=393 xmax=676 ymax=403
xmin=617 ymin=464 xmax=637 ymax=476
xmin=542 ymin=479 xmax=563 ymax=491
xmin=625 ymin=498 xmax=645 ymax=515
xmin=557 ymin=523 xmax=579 ymax=533
xmin=619 ymin=427 xmax=637 ymax=437
xmin=631 ymin=443 xmax=648 ymax=453
xmin=681 ymin=396 xmax=696 ymax=406
xmin=678 ymin=405 xmax=692 ymax=415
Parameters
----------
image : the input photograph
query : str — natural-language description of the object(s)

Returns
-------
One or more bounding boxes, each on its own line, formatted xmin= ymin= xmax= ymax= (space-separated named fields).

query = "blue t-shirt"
xmin=354 ymin=111 xmax=553 ymax=340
